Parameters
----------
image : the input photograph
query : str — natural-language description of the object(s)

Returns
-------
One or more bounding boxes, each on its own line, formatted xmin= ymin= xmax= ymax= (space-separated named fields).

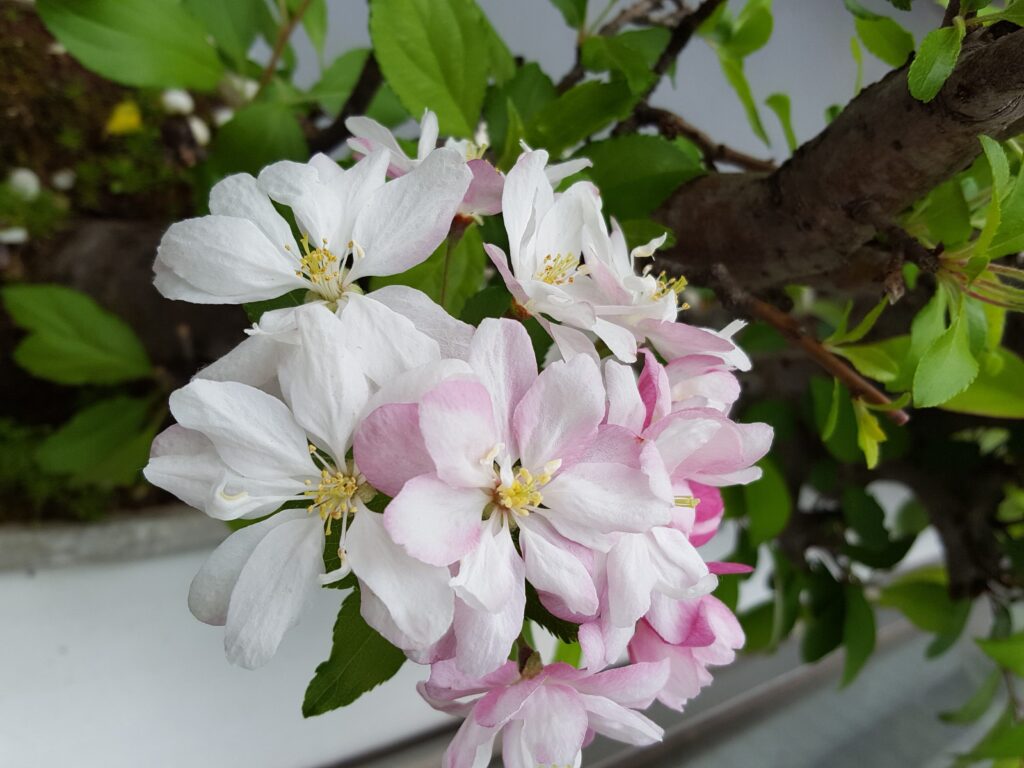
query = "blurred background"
xmin=1 ymin=0 xmax=1012 ymax=766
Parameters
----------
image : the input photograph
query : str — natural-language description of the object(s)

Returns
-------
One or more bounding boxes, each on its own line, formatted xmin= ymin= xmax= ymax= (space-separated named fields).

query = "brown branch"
xmin=656 ymin=25 xmax=1024 ymax=292
xmin=308 ymin=54 xmax=383 ymax=154
xmin=256 ymin=0 xmax=313 ymax=97
xmin=631 ymin=104 xmax=776 ymax=171
xmin=711 ymin=264 xmax=910 ymax=426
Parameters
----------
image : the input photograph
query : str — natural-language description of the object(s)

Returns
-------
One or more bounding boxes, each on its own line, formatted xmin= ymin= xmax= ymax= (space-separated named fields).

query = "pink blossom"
xmin=354 ymin=318 xmax=673 ymax=675
xmin=420 ymin=658 xmax=669 ymax=768
xmin=628 ymin=594 xmax=744 ymax=711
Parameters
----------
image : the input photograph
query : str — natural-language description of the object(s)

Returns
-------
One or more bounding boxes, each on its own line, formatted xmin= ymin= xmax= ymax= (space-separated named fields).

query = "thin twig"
xmin=629 ymin=104 xmax=776 ymax=171
xmin=711 ymin=264 xmax=911 ymax=426
xmin=256 ymin=0 xmax=314 ymax=97
xmin=308 ymin=55 xmax=383 ymax=154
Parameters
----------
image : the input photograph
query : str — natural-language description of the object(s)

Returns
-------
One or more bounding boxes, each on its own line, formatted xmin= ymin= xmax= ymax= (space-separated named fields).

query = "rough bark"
xmin=656 ymin=24 xmax=1024 ymax=291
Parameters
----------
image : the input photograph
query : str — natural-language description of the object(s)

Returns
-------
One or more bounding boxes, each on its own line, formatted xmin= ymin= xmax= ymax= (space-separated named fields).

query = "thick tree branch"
xmin=655 ymin=25 xmax=1024 ymax=292
xmin=308 ymin=54 xmax=382 ymax=154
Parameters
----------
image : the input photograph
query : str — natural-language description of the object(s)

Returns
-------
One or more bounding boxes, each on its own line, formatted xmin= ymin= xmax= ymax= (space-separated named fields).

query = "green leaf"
xmin=852 ymin=398 xmax=887 ymax=469
xmin=966 ymin=719 xmax=1024 ymax=760
xmin=925 ymin=179 xmax=972 ymax=247
xmin=850 ymin=36 xmax=864 ymax=94
xmin=365 ymin=82 xmax=409 ymax=128
xmin=764 ymin=93 xmax=797 ymax=153
xmin=719 ymin=55 xmax=769 ymax=146
xmin=483 ymin=63 xmax=557 ymax=156
xmin=525 ymin=583 xmax=577 ymax=642
xmin=878 ymin=573 xmax=968 ymax=635
xmin=940 ymin=669 xmax=1001 ymax=724
xmin=913 ymin=305 xmax=979 ymax=407
xmin=244 ymin=289 xmax=307 ymax=324
xmin=854 ymin=17 xmax=914 ymax=68
xmin=207 ymin=103 xmax=307 ymax=177
xmin=822 ymin=378 xmax=842 ymax=440
xmin=834 ymin=340 xmax=903 ymax=383
xmin=37 ymin=0 xmax=223 ymax=90
xmin=826 ymin=298 xmax=887 ymax=346
xmin=307 ymin=49 xmax=370 ymax=113
xmin=3 ymin=284 xmax=152 ymax=384
xmin=553 ymin=639 xmax=582 ymax=666
xmin=907 ymin=21 xmax=965 ymax=103
xmin=183 ymin=0 xmax=262 ymax=69
xmin=724 ymin=0 xmax=773 ymax=58
xmin=989 ymin=162 xmax=1024 ymax=258
xmin=739 ymin=602 xmax=775 ymax=652
xmin=581 ymin=35 xmax=655 ymax=95
xmin=942 ymin=349 xmax=1024 ymax=418
xmin=743 ymin=457 xmax=792 ymax=546
xmin=619 ymin=220 xmax=677 ymax=251
xmin=801 ymin=567 xmax=845 ymax=663
xmin=527 ymin=80 xmax=638 ymax=156
xmin=300 ymin=0 xmax=329 ymax=58
xmin=36 ymin=396 xmax=157 ymax=487
xmin=580 ymin=135 xmax=704 ymax=219
xmin=303 ymin=590 xmax=406 ymax=716
xmin=370 ymin=0 xmax=491 ymax=137
xmin=976 ymin=631 xmax=1024 ymax=677
xmin=370 ymin=226 xmax=485 ymax=316
xmin=460 ymin=284 xmax=511 ymax=325
xmin=841 ymin=584 xmax=876 ymax=686
xmin=842 ymin=487 xmax=889 ymax=549
xmin=809 ymin=376 xmax=861 ymax=463
xmin=548 ymin=0 xmax=587 ymax=28
xmin=980 ymin=135 xmax=1011 ymax=195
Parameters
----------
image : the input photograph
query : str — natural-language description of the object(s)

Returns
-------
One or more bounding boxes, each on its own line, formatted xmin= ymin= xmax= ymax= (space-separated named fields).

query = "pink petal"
xmin=419 ymin=379 xmax=499 ymax=489
xmin=384 ymin=475 xmax=488 ymax=566
xmin=638 ymin=349 xmax=671 ymax=429
xmin=468 ymin=319 xmax=538 ymax=449
xmin=354 ymin=403 xmax=434 ymax=497
xmin=461 ymin=159 xmax=504 ymax=215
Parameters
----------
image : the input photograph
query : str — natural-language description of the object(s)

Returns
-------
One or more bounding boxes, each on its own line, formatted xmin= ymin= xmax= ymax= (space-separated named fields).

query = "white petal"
xmin=278 ymin=304 xmax=370 ymax=458
xmin=155 ymin=216 xmax=302 ymax=304
xmin=349 ymin=148 xmax=472 ymax=280
xmin=503 ymin=150 xmax=552 ymax=275
xmin=169 ymin=379 xmax=312 ymax=479
xmin=346 ymin=507 xmax=454 ymax=646
xmin=577 ymin=694 xmax=664 ymax=746
xmin=188 ymin=508 xmax=306 ymax=625
xmin=223 ymin=515 xmax=325 ymax=668
xmin=369 ymin=285 xmax=474 ymax=359
xmin=209 ymin=172 xmax=296 ymax=251
xmin=603 ymin=360 xmax=645 ymax=433
xmin=195 ymin=334 xmax=282 ymax=391
xmin=336 ymin=293 xmax=440 ymax=385
xmin=144 ymin=426 xmax=221 ymax=510
xmin=453 ymin=555 xmax=525 ymax=678
xmin=258 ymin=159 xmax=341 ymax=247
xmin=385 ymin=475 xmax=489 ymax=567
xmin=418 ymin=110 xmax=440 ymax=160
xmin=450 ymin=517 xmax=519 ymax=613
xmin=519 ymin=518 xmax=598 ymax=616
xmin=468 ymin=319 xmax=538 ymax=450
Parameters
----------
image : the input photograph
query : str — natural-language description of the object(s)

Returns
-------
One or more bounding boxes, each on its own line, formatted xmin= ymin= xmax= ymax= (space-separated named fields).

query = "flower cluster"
xmin=146 ymin=110 xmax=772 ymax=767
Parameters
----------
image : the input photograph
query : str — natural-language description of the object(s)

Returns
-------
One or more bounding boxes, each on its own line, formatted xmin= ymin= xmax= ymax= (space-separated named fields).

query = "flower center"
xmin=288 ymin=235 xmax=365 ymax=303
xmin=536 ymin=252 xmax=587 ymax=286
xmin=304 ymin=447 xmax=374 ymax=535
xmin=493 ymin=460 xmax=560 ymax=517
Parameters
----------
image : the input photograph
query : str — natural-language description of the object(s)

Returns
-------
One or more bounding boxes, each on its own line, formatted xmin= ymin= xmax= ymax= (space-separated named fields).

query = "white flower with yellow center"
xmin=144 ymin=305 xmax=454 ymax=669
xmin=154 ymin=147 xmax=471 ymax=310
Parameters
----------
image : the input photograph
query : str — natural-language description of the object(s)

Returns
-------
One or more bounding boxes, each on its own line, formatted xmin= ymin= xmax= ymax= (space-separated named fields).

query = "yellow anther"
xmin=536 ymin=252 xmax=586 ymax=286
xmin=674 ymin=495 xmax=700 ymax=508
xmin=495 ymin=466 xmax=551 ymax=516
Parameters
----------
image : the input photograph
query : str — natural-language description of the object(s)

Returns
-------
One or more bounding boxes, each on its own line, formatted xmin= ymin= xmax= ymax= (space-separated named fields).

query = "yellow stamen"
xmin=495 ymin=466 xmax=550 ymax=517
xmin=536 ymin=252 xmax=587 ymax=286
xmin=674 ymin=495 xmax=700 ymax=508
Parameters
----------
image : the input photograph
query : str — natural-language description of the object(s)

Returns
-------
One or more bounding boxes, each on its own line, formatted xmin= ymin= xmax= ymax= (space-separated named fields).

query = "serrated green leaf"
xmin=365 ymin=82 xmax=409 ymax=128
xmin=834 ymin=340 xmax=903 ymax=383
xmin=307 ymin=49 xmax=371 ymax=113
xmin=989 ymin=164 xmax=1024 ymax=258
xmin=913 ymin=306 xmax=979 ymax=408
xmin=553 ymin=639 xmax=582 ymax=666
xmin=966 ymin=720 xmax=1024 ymax=760
xmin=854 ymin=16 xmax=914 ymax=67
xmin=841 ymin=584 xmax=876 ymax=686
xmin=208 ymin=103 xmax=307 ymax=177
xmin=525 ymin=583 xmax=578 ymax=642
xmin=3 ymin=284 xmax=152 ymax=384
xmin=370 ymin=0 xmax=491 ymax=137
xmin=940 ymin=669 xmax=1001 ymax=724
xmin=908 ymin=21 xmax=964 ymax=103
xmin=370 ymin=225 xmax=485 ymax=316
xmin=802 ymin=568 xmax=845 ymax=663
xmin=299 ymin=0 xmax=328 ymax=58
xmin=842 ymin=487 xmax=889 ymax=549
xmin=484 ymin=63 xmax=557 ymax=157
xmin=941 ymin=349 xmax=1024 ymax=418
xmin=36 ymin=396 xmax=156 ymax=487
xmin=724 ymin=0 xmax=773 ymax=58
xmin=37 ymin=0 xmax=223 ymax=90
xmin=765 ymin=92 xmax=796 ymax=153
xmin=581 ymin=35 xmax=655 ymax=94
xmin=527 ymin=80 xmax=638 ymax=156
xmin=810 ymin=376 xmax=861 ymax=462
xmin=580 ymin=135 xmax=704 ymax=219
xmin=303 ymin=590 xmax=406 ymax=716
xmin=878 ymin=573 xmax=968 ymax=635
xmin=822 ymin=378 xmax=842 ymax=440
xmin=743 ymin=457 xmax=791 ymax=546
